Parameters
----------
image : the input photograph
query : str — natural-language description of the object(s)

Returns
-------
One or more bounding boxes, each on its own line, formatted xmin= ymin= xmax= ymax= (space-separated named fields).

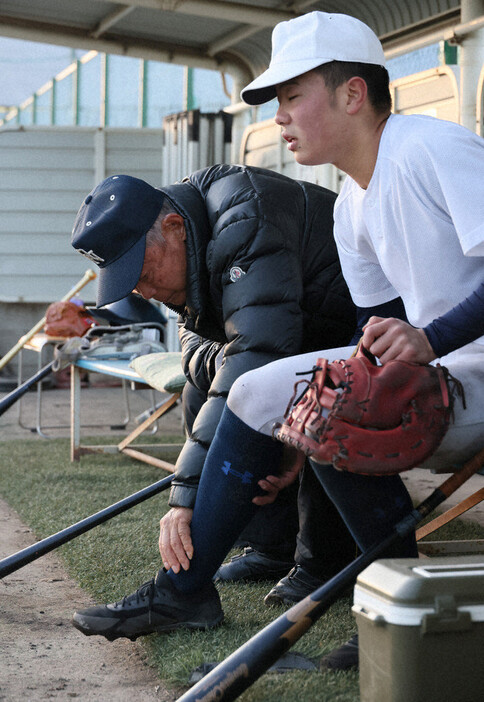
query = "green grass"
xmin=1 ymin=437 xmax=483 ymax=701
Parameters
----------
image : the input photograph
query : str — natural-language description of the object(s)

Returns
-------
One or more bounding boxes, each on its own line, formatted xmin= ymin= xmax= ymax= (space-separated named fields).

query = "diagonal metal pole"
xmin=0 ymin=474 xmax=174 ymax=579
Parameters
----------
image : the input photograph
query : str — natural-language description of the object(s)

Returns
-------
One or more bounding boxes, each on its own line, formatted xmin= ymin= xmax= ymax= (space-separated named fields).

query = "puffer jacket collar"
xmin=159 ymin=179 xmax=225 ymax=341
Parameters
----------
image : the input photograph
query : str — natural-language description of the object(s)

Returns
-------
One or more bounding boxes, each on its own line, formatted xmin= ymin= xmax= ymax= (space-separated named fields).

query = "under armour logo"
xmin=76 ymin=248 xmax=105 ymax=264
xmin=220 ymin=461 xmax=253 ymax=484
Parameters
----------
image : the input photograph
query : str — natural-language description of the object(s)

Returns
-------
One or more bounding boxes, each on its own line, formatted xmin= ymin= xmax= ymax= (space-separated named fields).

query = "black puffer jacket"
xmin=160 ymin=164 xmax=355 ymax=508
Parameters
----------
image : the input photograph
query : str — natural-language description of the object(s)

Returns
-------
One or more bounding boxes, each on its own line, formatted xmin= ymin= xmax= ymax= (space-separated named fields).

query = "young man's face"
xmin=275 ymin=69 xmax=346 ymax=167
xmin=133 ymin=214 xmax=187 ymax=306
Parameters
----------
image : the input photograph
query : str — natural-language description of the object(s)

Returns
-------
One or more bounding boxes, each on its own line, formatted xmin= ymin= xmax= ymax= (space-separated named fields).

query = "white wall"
xmin=0 ymin=126 xmax=164 ymax=305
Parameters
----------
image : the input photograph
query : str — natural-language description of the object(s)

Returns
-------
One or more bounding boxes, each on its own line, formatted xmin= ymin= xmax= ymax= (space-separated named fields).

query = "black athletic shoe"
xmin=72 ymin=570 xmax=223 ymax=641
xmin=213 ymin=547 xmax=294 ymax=584
xmin=320 ymin=634 xmax=359 ymax=671
xmin=263 ymin=564 xmax=327 ymax=606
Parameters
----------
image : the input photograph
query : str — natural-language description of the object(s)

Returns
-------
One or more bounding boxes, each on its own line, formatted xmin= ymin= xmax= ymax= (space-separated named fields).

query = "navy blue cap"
xmin=71 ymin=175 xmax=165 ymax=307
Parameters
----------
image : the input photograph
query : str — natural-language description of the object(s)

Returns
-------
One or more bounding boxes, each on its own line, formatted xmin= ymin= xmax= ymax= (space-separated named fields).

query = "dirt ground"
xmin=0 ymin=384 xmax=185 ymax=702
xmin=0 ymin=497 xmax=179 ymax=702
xmin=0 ymin=383 xmax=483 ymax=701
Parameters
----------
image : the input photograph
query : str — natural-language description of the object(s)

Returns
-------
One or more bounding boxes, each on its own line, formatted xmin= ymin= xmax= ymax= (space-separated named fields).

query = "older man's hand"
xmin=159 ymin=507 xmax=193 ymax=573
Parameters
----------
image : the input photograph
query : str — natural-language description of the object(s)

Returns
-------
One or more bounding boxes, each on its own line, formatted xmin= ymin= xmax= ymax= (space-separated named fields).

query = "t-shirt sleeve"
xmin=334 ymin=184 xmax=398 ymax=307
xmin=419 ymin=126 xmax=484 ymax=257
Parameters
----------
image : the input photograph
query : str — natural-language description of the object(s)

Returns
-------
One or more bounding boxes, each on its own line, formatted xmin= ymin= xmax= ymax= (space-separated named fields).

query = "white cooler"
xmin=352 ymin=556 xmax=484 ymax=702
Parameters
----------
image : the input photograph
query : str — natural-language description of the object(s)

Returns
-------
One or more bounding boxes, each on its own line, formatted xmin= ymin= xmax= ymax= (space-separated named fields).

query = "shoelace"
xmin=117 ymin=578 xmax=157 ymax=624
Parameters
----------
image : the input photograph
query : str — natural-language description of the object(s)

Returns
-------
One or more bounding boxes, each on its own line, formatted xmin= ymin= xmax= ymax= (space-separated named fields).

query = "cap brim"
xmin=96 ymin=233 xmax=146 ymax=307
xmin=241 ymin=57 xmax=330 ymax=105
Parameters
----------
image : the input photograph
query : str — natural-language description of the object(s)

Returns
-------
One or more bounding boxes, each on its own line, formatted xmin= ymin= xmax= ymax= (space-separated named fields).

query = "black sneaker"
xmin=213 ymin=547 xmax=294 ymax=584
xmin=72 ymin=570 xmax=223 ymax=641
xmin=320 ymin=634 xmax=359 ymax=671
xmin=263 ymin=564 xmax=326 ymax=606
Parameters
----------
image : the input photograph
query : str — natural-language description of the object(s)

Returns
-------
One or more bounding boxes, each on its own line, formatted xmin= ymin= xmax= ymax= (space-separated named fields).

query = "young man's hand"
xmin=159 ymin=507 xmax=194 ymax=573
xmin=362 ymin=316 xmax=437 ymax=364
xmin=252 ymin=446 xmax=305 ymax=506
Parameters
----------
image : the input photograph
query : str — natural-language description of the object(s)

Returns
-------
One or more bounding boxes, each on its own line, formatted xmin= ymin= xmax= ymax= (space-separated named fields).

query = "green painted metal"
xmin=140 ymin=59 xmax=149 ymax=127
xmin=184 ymin=66 xmax=195 ymax=111
xmin=75 ymin=60 xmax=81 ymax=126
xmin=440 ymin=39 xmax=458 ymax=64
xmin=101 ymin=53 xmax=109 ymax=126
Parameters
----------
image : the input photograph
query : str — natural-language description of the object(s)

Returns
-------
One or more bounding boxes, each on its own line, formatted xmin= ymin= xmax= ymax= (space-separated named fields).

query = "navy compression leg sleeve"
xmin=310 ymin=462 xmax=418 ymax=558
xmin=168 ymin=406 xmax=283 ymax=593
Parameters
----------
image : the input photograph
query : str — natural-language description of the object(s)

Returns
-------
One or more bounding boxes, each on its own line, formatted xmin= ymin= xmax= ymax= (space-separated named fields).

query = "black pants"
xmin=183 ymin=381 xmax=356 ymax=572
xmin=295 ymin=463 xmax=359 ymax=577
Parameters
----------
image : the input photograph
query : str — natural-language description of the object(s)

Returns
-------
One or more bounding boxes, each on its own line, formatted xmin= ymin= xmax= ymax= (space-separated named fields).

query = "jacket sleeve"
xmin=179 ymin=325 xmax=224 ymax=393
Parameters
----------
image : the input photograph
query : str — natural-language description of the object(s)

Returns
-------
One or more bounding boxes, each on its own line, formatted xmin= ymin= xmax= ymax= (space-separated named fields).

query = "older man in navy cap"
xmin=73 ymin=175 xmax=180 ymax=307
xmin=72 ymin=164 xmax=357 ymax=601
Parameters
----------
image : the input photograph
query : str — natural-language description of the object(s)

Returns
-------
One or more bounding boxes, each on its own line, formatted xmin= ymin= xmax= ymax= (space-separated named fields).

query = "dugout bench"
xmin=70 ymin=351 xmax=186 ymax=470
xmin=415 ymin=454 xmax=484 ymax=558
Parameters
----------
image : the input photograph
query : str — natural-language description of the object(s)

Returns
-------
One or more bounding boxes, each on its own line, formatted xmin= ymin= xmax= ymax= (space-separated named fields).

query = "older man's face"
xmin=134 ymin=213 xmax=187 ymax=306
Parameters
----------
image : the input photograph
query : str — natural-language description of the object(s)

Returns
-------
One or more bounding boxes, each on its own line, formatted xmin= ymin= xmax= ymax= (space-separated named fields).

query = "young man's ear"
xmin=345 ymin=76 xmax=368 ymax=115
xmin=161 ymin=213 xmax=186 ymax=241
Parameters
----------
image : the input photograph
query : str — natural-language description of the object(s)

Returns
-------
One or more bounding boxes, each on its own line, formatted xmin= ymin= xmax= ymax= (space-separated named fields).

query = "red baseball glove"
xmin=274 ymin=345 xmax=464 ymax=475
xmin=44 ymin=301 xmax=94 ymax=337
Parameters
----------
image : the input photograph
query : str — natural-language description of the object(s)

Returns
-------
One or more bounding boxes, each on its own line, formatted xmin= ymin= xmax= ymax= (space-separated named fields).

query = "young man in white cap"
xmin=72 ymin=12 xmax=484 ymax=673
xmin=231 ymin=10 xmax=484 ymax=667
xmin=71 ymin=163 xmax=359 ymax=640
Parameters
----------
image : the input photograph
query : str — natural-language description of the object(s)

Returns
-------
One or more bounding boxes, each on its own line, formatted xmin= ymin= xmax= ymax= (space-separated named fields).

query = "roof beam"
xmin=383 ymin=13 xmax=484 ymax=57
xmin=208 ymin=24 xmax=262 ymax=56
xmin=381 ymin=8 xmax=460 ymax=53
xmin=0 ymin=14 xmax=251 ymax=81
xmin=88 ymin=0 xmax=298 ymax=27
xmin=207 ymin=0 xmax=315 ymax=57
xmin=90 ymin=6 xmax=136 ymax=39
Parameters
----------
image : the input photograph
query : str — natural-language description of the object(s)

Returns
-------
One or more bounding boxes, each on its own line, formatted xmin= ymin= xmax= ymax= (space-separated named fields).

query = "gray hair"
xmin=145 ymin=197 xmax=177 ymax=248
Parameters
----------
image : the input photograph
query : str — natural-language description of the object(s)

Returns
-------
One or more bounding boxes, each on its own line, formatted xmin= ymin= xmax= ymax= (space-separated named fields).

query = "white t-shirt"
xmin=334 ymin=113 xmax=484 ymax=342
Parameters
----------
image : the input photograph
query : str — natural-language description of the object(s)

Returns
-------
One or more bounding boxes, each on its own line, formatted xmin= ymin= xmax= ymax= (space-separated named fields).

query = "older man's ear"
xmin=161 ymin=213 xmax=186 ymax=241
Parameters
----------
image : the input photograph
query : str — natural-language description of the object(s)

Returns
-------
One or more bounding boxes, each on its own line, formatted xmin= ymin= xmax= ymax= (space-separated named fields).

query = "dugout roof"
xmin=0 ymin=1 xmax=478 ymax=92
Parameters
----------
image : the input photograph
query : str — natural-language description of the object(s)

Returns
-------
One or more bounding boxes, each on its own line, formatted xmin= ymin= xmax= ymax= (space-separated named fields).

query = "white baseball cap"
xmin=241 ymin=11 xmax=386 ymax=105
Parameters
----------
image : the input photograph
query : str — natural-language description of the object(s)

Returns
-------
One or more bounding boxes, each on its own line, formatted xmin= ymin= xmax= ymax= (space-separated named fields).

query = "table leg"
xmin=70 ymin=364 xmax=81 ymax=461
